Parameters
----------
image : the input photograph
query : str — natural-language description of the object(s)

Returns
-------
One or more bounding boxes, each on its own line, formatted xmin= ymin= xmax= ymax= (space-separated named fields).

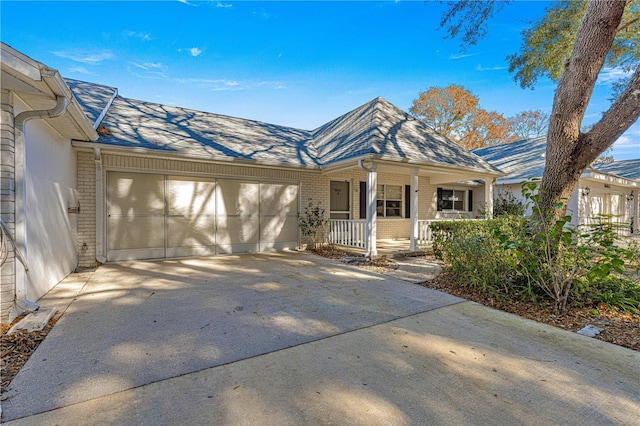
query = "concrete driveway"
xmin=2 ymin=252 xmax=639 ymax=425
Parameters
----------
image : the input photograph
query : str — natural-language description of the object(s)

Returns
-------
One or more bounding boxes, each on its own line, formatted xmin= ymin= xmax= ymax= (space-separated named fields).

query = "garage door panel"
xmin=167 ymin=177 xmax=216 ymax=216
xmin=107 ymin=215 xmax=165 ymax=250
xmin=167 ymin=215 xmax=216 ymax=248
xmin=107 ymin=172 xmax=165 ymax=215
xmin=107 ymin=173 xmax=298 ymax=261
xmin=108 ymin=247 xmax=166 ymax=262
xmin=260 ymin=214 xmax=298 ymax=243
xmin=217 ymin=180 xmax=259 ymax=216
xmin=216 ymin=216 xmax=259 ymax=246
xmin=260 ymin=183 xmax=298 ymax=216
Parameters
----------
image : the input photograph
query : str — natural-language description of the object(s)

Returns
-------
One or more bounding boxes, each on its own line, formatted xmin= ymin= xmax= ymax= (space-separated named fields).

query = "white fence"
xmin=328 ymin=218 xmax=477 ymax=249
xmin=328 ymin=219 xmax=366 ymax=249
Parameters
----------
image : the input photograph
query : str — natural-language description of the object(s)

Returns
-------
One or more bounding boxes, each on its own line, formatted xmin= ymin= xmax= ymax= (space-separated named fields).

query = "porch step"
xmin=376 ymin=248 xmax=433 ymax=259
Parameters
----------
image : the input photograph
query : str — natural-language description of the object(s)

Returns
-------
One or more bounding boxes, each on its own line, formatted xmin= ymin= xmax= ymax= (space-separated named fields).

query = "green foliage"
xmin=298 ymin=199 xmax=329 ymax=248
xmin=507 ymin=0 xmax=640 ymax=88
xmin=584 ymin=275 xmax=640 ymax=314
xmin=432 ymin=182 xmax=640 ymax=314
xmin=477 ymin=190 xmax=526 ymax=218
xmin=431 ymin=218 xmax=526 ymax=298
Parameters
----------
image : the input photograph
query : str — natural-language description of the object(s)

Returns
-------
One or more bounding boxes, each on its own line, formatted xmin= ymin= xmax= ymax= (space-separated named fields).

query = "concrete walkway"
xmin=2 ymin=252 xmax=639 ymax=425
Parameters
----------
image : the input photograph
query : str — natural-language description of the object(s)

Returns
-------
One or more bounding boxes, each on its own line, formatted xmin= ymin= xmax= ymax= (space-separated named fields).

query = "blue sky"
xmin=2 ymin=0 xmax=638 ymax=160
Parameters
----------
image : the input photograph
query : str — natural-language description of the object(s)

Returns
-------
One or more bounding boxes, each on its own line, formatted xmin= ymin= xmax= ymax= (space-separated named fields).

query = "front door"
xmin=330 ymin=181 xmax=350 ymax=219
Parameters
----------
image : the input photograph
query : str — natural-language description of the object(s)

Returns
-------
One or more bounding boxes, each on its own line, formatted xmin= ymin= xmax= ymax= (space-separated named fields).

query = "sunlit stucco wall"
xmin=16 ymin=95 xmax=78 ymax=302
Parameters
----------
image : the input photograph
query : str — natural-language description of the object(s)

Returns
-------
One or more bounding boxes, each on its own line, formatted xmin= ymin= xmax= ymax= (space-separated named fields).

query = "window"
xmin=359 ymin=183 xmax=410 ymax=218
xmin=437 ymin=188 xmax=472 ymax=212
xmin=377 ymin=185 xmax=402 ymax=217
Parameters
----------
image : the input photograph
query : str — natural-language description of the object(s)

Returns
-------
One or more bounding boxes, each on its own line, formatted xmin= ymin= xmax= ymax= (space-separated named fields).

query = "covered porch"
xmin=322 ymin=158 xmax=499 ymax=258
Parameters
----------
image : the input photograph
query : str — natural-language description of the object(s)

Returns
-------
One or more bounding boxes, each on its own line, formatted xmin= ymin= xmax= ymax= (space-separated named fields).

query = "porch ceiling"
xmin=322 ymin=158 xmax=498 ymax=184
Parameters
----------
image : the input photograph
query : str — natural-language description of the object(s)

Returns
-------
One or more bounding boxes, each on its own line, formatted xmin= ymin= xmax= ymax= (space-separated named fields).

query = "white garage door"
xmin=106 ymin=172 xmax=298 ymax=261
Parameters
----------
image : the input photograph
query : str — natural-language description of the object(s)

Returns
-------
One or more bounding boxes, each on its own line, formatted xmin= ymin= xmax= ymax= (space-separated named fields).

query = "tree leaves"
xmin=409 ymin=84 xmax=515 ymax=149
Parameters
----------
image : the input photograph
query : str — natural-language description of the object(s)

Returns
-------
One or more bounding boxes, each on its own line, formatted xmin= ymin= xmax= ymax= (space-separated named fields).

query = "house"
xmin=473 ymin=137 xmax=640 ymax=234
xmin=0 ymin=42 xmax=503 ymax=324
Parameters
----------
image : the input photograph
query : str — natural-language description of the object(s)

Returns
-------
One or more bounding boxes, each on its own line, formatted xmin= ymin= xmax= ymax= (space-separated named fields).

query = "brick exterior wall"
xmin=77 ymin=151 xmax=97 ymax=268
xmin=325 ymin=169 xmax=434 ymax=240
xmin=0 ymin=90 xmax=15 ymax=324
xmin=76 ymin=149 xmax=480 ymax=263
xmin=75 ymin=150 xmax=332 ymax=259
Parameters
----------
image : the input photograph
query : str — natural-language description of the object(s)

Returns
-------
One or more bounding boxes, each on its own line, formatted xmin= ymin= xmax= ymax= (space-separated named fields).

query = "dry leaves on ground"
xmin=1 ymin=318 xmax=58 ymax=395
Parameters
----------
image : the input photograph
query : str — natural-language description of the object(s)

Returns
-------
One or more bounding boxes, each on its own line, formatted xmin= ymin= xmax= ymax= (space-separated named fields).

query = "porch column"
xmin=485 ymin=178 xmax=495 ymax=219
xmin=365 ymin=163 xmax=377 ymax=258
xmin=409 ymin=168 xmax=419 ymax=251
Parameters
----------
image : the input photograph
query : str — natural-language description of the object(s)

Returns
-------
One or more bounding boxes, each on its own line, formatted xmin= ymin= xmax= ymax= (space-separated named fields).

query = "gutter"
xmin=13 ymin=95 xmax=68 ymax=315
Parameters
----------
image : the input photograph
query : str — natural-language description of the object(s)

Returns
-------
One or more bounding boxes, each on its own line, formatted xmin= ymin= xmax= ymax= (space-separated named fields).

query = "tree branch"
xmin=577 ymin=64 xmax=640 ymax=164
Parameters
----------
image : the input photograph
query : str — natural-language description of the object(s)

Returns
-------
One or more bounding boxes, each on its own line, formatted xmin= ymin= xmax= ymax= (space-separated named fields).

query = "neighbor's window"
xmin=377 ymin=185 xmax=402 ymax=217
xmin=437 ymin=188 xmax=466 ymax=211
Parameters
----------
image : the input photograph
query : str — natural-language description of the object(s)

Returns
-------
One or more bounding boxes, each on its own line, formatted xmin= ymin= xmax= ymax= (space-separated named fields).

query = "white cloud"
xmin=184 ymin=78 xmax=284 ymax=92
xmin=597 ymin=67 xmax=634 ymax=85
xmin=476 ymin=64 xmax=507 ymax=71
xmin=124 ymin=30 xmax=152 ymax=41
xmin=448 ymin=52 xmax=480 ymax=60
xmin=68 ymin=66 xmax=96 ymax=76
xmin=177 ymin=0 xmax=198 ymax=6
xmin=52 ymin=50 xmax=113 ymax=65
xmin=190 ymin=47 xmax=202 ymax=57
xmin=216 ymin=2 xmax=232 ymax=8
xmin=130 ymin=62 xmax=169 ymax=79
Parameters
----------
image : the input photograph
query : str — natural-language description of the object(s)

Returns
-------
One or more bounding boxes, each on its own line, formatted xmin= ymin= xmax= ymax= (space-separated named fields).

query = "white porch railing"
xmin=328 ymin=219 xmax=366 ymax=249
xmin=416 ymin=220 xmax=436 ymax=246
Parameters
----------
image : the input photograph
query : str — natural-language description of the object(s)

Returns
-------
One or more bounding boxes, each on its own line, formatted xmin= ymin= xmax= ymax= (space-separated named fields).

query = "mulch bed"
xmin=1 ymin=317 xmax=58 ymax=395
xmin=313 ymin=247 xmax=640 ymax=352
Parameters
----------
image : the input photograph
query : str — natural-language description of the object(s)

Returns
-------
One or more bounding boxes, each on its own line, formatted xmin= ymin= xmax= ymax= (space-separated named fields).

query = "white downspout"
xmin=13 ymin=95 xmax=68 ymax=313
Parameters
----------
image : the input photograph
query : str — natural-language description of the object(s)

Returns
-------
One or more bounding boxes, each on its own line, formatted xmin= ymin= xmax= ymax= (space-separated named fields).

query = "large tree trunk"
xmin=540 ymin=0 xmax=640 ymax=220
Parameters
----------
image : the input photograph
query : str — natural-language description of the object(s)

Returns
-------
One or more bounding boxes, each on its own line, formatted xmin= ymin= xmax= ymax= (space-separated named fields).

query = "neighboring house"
xmin=0 ymin=42 xmax=503 ymax=324
xmin=473 ymin=137 xmax=640 ymax=234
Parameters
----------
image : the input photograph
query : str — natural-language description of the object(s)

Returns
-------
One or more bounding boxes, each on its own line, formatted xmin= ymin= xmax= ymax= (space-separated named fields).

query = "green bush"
xmin=478 ymin=190 xmax=526 ymax=218
xmin=431 ymin=218 xmax=527 ymax=298
xmin=298 ymin=199 xmax=329 ymax=248
xmin=432 ymin=182 xmax=640 ymax=314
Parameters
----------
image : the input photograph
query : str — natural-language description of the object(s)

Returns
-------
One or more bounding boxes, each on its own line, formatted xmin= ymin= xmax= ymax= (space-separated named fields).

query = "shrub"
xmin=477 ymin=190 xmax=526 ymax=218
xmin=298 ymin=199 xmax=329 ymax=248
xmin=433 ymin=181 xmax=640 ymax=314
xmin=431 ymin=218 xmax=526 ymax=298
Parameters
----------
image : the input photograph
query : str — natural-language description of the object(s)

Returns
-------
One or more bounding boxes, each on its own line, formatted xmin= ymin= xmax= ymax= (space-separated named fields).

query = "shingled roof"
xmin=68 ymin=79 xmax=502 ymax=175
xmin=312 ymin=97 xmax=501 ymax=173
xmin=472 ymin=136 xmax=547 ymax=183
xmin=594 ymin=159 xmax=640 ymax=180
xmin=473 ymin=137 xmax=640 ymax=184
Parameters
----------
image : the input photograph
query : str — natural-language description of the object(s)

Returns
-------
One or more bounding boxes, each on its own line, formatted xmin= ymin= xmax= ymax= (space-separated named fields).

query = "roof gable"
xmin=312 ymin=97 xmax=502 ymax=173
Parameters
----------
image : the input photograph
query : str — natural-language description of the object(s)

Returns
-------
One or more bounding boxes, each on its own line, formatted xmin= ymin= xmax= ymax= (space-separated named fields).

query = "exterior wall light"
xmin=582 ymin=186 xmax=590 ymax=197
xmin=628 ymin=191 xmax=635 ymax=201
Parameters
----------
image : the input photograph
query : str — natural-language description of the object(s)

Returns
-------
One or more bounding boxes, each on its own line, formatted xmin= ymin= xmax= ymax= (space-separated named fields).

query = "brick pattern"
xmin=77 ymin=151 xmax=97 ymax=268
xmin=76 ymin=151 xmax=331 ymax=254
xmin=76 ymin=151 xmax=474 ymax=256
xmin=323 ymin=170 xmax=434 ymax=240
xmin=0 ymin=90 xmax=15 ymax=324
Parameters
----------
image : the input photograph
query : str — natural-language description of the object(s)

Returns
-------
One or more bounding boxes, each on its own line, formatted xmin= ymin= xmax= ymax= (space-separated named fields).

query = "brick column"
xmin=0 ymin=90 xmax=15 ymax=324
xmin=77 ymin=150 xmax=97 ymax=268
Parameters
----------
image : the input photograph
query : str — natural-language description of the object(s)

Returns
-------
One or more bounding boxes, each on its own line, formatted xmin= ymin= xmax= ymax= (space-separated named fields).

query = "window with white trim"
xmin=377 ymin=185 xmax=402 ymax=217
xmin=437 ymin=188 xmax=473 ymax=212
